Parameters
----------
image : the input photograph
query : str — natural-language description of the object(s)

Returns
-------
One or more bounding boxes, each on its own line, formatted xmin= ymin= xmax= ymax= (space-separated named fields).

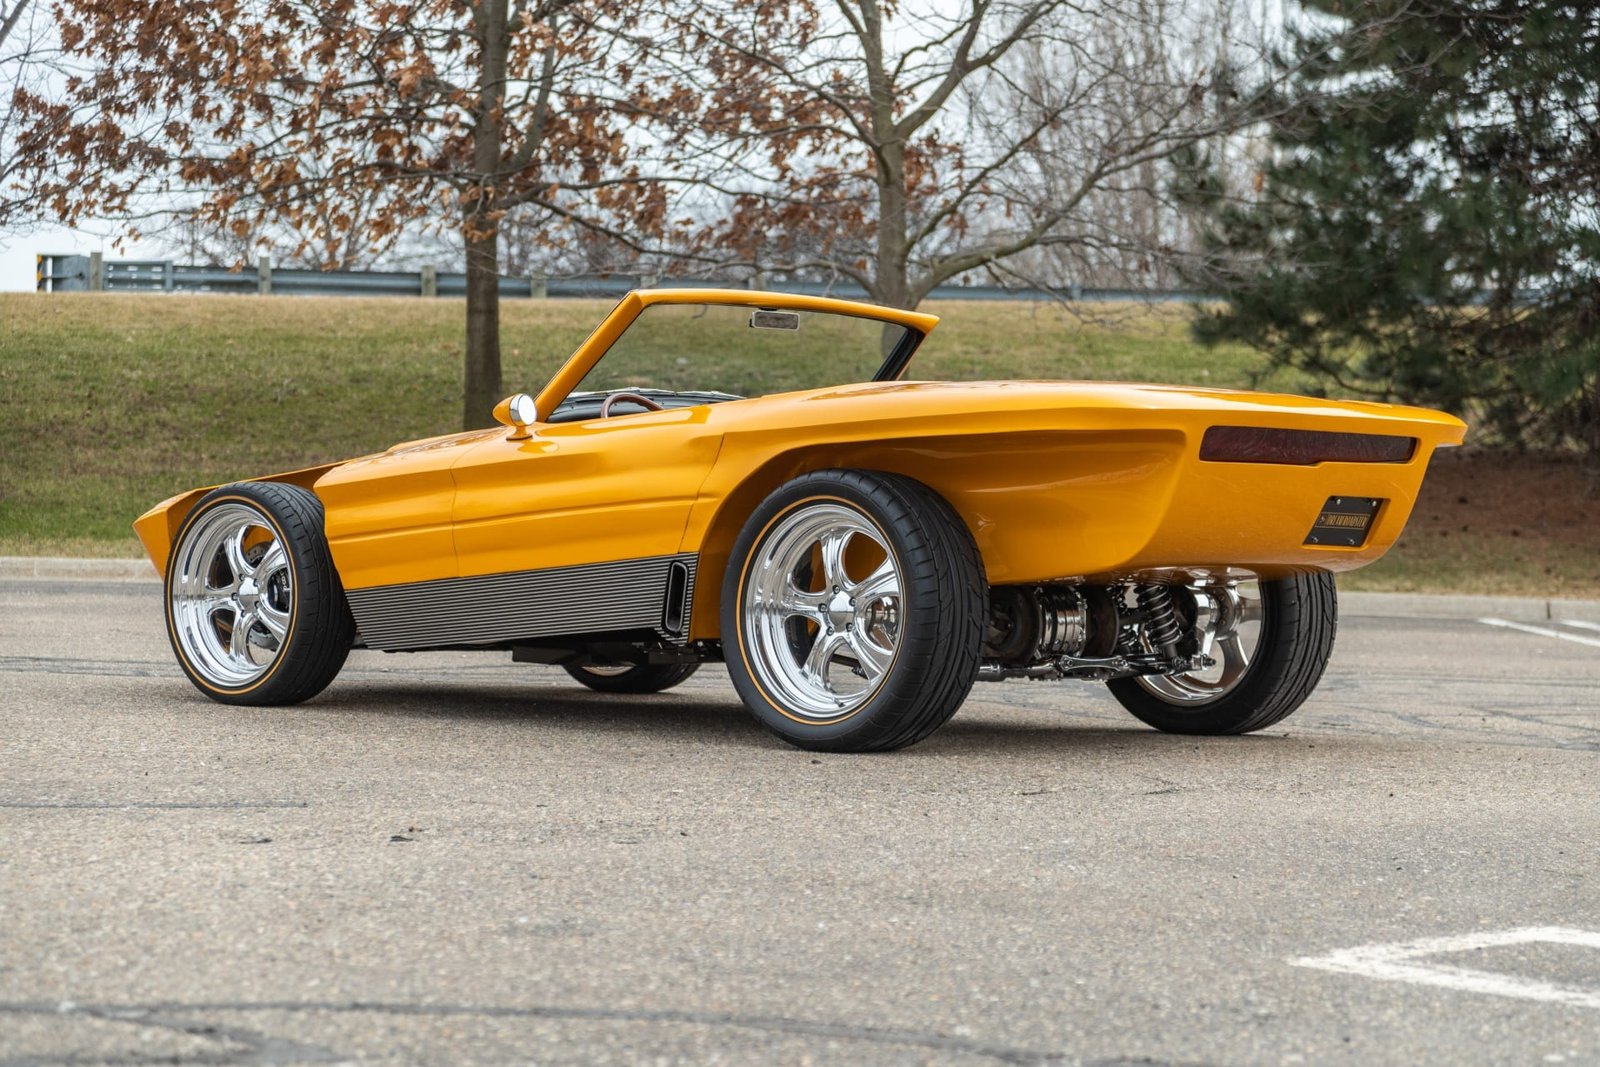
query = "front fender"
xmin=133 ymin=463 xmax=344 ymax=577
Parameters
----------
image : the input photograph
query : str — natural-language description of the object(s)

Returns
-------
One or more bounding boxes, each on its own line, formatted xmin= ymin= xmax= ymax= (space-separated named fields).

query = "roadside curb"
xmin=1339 ymin=590 xmax=1600 ymax=624
xmin=5 ymin=555 xmax=1598 ymax=622
xmin=0 ymin=556 xmax=158 ymax=581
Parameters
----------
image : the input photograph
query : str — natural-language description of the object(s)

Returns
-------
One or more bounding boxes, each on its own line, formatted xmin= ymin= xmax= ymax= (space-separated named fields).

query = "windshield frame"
xmin=533 ymin=289 xmax=939 ymax=422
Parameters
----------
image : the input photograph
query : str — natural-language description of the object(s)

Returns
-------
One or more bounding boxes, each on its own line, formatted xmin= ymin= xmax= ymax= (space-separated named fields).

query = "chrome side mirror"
xmin=492 ymin=393 xmax=538 ymax=440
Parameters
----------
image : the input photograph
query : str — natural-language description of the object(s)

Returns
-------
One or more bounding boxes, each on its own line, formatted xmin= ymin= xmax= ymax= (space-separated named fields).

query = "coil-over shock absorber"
xmin=1136 ymin=583 xmax=1184 ymax=658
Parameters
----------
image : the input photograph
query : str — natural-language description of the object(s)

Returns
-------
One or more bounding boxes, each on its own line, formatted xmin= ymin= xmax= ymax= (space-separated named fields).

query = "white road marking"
xmin=1560 ymin=619 xmax=1600 ymax=634
xmin=1293 ymin=927 xmax=1600 ymax=1009
xmin=1479 ymin=618 xmax=1600 ymax=649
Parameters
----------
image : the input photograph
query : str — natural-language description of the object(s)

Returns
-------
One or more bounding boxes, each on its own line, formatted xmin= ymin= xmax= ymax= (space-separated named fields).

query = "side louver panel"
xmin=346 ymin=554 xmax=698 ymax=651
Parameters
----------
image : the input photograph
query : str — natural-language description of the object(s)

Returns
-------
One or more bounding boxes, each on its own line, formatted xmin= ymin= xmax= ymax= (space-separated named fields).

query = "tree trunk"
xmin=462 ymin=221 xmax=502 ymax=428
xmin=461 ymin=0 xmax=509 ymax=429
xmin=855 ymin=0 xmax=913 ymax=316
xmin=874 ymin=155 xmax=911 ymax=359
xmin=874 ymin=141 xmax=912 ymax=312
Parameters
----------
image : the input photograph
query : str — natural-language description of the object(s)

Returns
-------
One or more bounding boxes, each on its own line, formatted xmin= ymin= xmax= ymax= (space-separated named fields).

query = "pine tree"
xmin=1188 ymin=0 xmax=1600 ymax=457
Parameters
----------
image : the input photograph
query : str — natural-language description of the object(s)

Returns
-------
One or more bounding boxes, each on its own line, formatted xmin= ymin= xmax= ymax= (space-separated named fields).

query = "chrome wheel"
xmin=169 ymin=502 xmax=293 ymax=687
xmin=742 ymin=502 xmax=903 ymax=720
xmin=1137 ymin=579 xmax=1264 ymax=704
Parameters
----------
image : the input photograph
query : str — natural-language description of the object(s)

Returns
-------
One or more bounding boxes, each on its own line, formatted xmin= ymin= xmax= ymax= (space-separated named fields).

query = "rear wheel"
xmin=1107 ymin=572 xmax=1337 ymax=734
xmin=563 ymin=662 xmax=699 ymax=694
xmin=165 ymin=482 xmax=354 ymax=705
xmin=722 ymin=469 xmax=985 ymax=752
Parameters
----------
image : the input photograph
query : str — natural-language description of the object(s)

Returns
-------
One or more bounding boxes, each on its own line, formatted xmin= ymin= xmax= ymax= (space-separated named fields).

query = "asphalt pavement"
xmin=2 ymin=576 xmax=1597 ymax=1066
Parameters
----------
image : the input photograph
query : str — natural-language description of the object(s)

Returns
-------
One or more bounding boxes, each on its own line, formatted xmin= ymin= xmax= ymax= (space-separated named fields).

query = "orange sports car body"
xmin=138 ymin=290 xmax=1465 ymax=751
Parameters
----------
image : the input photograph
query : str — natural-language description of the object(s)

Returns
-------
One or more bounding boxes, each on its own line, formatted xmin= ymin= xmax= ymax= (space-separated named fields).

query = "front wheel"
xmin=165 ymin=482 xmax=354 ymax=706
xmin=1107 ymin=572 xmax=1337 ymax=735
xmin=722 ymin=469 xmax=986 ymax=753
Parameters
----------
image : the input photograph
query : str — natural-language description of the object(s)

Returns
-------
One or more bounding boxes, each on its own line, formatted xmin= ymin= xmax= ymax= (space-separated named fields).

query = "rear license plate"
xmin=1305 ymin=496 xmax=1383 ymax=547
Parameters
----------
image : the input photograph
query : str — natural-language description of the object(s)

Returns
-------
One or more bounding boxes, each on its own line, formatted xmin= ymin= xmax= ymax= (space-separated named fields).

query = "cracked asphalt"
xmin=2 ymin=577 xmax=1598 ymax=1066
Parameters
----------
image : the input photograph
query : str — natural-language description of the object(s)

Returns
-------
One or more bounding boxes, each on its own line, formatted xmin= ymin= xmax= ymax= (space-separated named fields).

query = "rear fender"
xmin=682 ymin=430 xmax=1186 ymax=641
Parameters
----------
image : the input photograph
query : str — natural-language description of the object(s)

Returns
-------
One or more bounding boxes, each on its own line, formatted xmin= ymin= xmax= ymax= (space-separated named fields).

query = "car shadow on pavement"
xmin=299 ymin=679 xmax=1287 ymax=758
xmin=926 ymin=717 xmax=1286 ymax=756
xmin=306 ymin=681 xmax=777 ymax=747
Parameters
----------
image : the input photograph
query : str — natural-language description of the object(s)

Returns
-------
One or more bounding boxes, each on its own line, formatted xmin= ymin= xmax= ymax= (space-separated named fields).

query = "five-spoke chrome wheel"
xmin=742 ymin=503 xmax=903 ymax=720
xmin=169 ymin=502 xmax=294 ymax=686
xmin=723 ymin=469 xmax=986 ymax=752
xmin=164 ymin=482 xmax=354 ymax=705
xmin=1137 ymin=579 xmax=1264 ymax=704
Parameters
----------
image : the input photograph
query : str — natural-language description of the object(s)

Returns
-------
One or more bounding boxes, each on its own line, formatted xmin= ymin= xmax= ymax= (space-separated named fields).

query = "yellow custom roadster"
xmin=137 ymin=290 xmax=1465 ymax=751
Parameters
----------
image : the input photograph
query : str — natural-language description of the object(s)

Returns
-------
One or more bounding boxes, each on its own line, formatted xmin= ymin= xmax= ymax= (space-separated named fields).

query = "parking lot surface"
xmin=3 ymin=577 xmax=1598 ymax=1065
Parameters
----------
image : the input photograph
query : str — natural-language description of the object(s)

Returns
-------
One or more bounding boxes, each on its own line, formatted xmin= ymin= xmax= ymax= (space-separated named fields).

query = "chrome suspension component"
xmin=1035 ymin=588 xmax=1088 ymax=656
xmin=1136 ymin=583 xmax=1183 ymax=657
xmin=976 ymin=580 xmax=1212 ymax=683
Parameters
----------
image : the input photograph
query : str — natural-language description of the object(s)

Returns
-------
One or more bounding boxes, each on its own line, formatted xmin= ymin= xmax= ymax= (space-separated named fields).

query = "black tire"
xmin=563 ymin=662 xmax=700 ymax=694
xmin=1107 ymin=572 xmax=1337 ymax=735
xmin=721 ymin=469 xmax=986 ymax=753
xmin=164 ymin=482 xmax=354 ymax=706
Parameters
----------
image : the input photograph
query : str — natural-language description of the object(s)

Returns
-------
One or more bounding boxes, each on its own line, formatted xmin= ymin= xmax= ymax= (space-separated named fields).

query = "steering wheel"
xmin=600 ymin=391 xmax=666 ymax=418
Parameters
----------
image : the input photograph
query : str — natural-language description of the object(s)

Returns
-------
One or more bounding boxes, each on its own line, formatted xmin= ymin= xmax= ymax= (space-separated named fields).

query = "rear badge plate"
xmin=1305 ymin=496 xmax=1383 ymax=547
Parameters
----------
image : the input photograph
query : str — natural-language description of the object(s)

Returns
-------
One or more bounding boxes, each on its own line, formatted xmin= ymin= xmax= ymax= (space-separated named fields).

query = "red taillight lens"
xmin=1200 ymin=426 xmax=1417 ymax=465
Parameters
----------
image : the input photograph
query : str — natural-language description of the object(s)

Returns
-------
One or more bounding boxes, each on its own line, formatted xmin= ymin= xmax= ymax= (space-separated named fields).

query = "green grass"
xmin=0 ymin=294 xmax=1295 ymax=552
xmin=2 ymin=292 xmax=1594 ymax=598
xmin=3 ymin=294 xmax=591 ymax=554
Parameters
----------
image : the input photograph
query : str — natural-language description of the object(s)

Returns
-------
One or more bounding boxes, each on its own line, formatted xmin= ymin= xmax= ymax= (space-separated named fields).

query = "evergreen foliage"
xmin=1187 ymin=1 xmax=1600 ymax=455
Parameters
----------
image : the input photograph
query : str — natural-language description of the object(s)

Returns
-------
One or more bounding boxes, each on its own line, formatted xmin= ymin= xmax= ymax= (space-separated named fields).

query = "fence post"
xmin=529 ymin=272 xmax=548 ymax=299
xmin=639 ymin=273 xmax=657 ymax=289
xmin=420 ymin=265 xmax=438 ymax=297
xmin=257 ymin=255 xmax=272 ymax=295
xmin=746 ymin=272 xmax=765 ymax=291
xmin=88 ymin=252 xmax=104 ymax=292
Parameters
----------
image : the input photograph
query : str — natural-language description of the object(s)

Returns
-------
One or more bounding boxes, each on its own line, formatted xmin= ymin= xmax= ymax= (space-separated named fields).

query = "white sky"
xmin=0 ymin=0 xmax=158 ymax=293
xmin=0 ymin=0 xmax=980 ymax=292
xmin=0 ymin=223 xmax=151 ymax=291
xmin=1 ymin=0 xmax=1276 ymax=293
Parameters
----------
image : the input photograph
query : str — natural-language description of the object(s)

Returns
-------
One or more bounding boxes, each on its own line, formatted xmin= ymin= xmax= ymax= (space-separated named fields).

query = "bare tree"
xmin=986 ymin=0 xmax=1275 ymax=291
xmin=0 ymin=0 xmax=29 ymax=53
xmin=648 ymin=0 xmax=1269 ymax=309
xmin=159 ymin=138 xmax=408 ymax=272
xmin=0 ymin=0 xmax=47 ymax=230
xmin=14 ymin=0 xmax=764 ymax=426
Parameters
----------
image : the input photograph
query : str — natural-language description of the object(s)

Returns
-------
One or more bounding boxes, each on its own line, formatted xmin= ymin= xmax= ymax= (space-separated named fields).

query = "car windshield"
xmin=573 ymin=302 xmax=914 ymax=400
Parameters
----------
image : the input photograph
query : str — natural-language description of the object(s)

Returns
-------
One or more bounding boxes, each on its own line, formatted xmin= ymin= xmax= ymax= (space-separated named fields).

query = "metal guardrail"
xmin=35 ymin=253 xmax=1216 ymax=303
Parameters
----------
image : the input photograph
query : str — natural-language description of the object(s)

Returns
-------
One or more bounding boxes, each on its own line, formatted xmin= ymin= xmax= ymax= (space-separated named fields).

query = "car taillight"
xmin=1199 ymin=426 xmax=1417 ymax=465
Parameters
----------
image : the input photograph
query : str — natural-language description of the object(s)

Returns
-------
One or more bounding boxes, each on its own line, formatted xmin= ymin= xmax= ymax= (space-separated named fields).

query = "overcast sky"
xmin=5 ymin=225 xmax=125 ymax=291
xmin=0 ymin=0 xmax=1004 ymax=293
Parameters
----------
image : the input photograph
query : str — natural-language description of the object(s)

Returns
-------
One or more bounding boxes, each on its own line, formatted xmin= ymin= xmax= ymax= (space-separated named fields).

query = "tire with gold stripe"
xmin=722 ymin=469 xmax=985 ymax=752
xmin=164 ymin=482 xmax=354 ymax=705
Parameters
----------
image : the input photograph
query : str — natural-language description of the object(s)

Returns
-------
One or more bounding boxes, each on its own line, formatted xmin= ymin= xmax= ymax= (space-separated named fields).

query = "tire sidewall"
xmin=1108 ymin=573 xmax=1334 ymax=734
xmin=164 ymin=484 xmax=320 ymax=703
xmin=721 ymin=472 xmax=930 ymax=749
